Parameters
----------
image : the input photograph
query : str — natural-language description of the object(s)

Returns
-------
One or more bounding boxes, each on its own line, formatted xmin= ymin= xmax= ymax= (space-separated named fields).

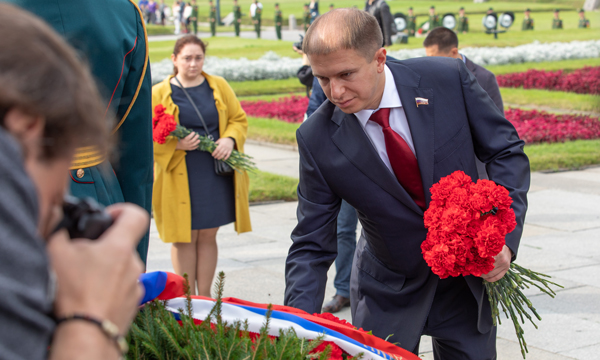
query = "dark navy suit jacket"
xmin=284 ymin=57 xmax=530 ymax=351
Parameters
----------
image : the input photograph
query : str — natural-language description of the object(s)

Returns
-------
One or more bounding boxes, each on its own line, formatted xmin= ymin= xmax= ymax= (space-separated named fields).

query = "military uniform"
xmin=253 ymin=4 xmax=262 ymax=38
xmin=457 ymin=16 xmax=469 ymax=33
xmin=274 ymin=8 xmax=283 ymax=40
xmin=233 ymin=4 xmax=242 ymax=36
xmin=210 ymin=4 xmax=217 ymax=36
xmin=429 ymin=14 xmax=441 ymax=30
xmin=406 ymin=15 xmax=416 ymax=36
xmin=11 ymin=0 xmax=153 ymax=264
xmin=579 ymin=16 xmax=590 ymax=28
xmin=522 ymin=17 xmax=534 ymax=30
xmin=303 ymin=9 xmax=311 ymax=32
xmin=190 ymin=4 xmax=199 ymax=34
xmin=552 ymin=18 xmax=563 ymax=29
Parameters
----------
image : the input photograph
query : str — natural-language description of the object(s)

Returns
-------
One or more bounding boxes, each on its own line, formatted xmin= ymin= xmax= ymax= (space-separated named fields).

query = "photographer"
xmin=293 ymin=40 xmax=315 ymax=98
xmin=0 ymin=4 xmax=147 ymax=360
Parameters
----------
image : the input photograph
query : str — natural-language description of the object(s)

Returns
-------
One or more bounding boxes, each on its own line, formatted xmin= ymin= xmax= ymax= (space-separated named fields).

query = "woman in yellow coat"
xmin=152 ymin=35 xmax=251 ymax=296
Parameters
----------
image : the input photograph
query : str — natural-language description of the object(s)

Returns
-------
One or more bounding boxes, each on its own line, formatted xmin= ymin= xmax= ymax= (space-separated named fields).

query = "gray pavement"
xmin=147 ymin=143 xmax=600 ymax=359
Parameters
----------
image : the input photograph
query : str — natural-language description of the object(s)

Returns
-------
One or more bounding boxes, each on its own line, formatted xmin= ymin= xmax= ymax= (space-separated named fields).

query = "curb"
xmin=246 ymin=139 xmax=298 ymax=152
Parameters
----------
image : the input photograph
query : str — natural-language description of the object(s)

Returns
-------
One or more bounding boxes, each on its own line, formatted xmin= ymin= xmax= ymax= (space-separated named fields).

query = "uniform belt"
xmin=69 ymin=146 xmax=106 ymax=170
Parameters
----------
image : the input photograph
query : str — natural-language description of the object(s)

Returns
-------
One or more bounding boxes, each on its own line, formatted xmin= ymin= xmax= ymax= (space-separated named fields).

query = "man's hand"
xmin=212 ymin=137 xmax=234 ymax=160
xmin=481 ymin=245 xmax=513 ymax=283
xmin=176 ymin=132 xmax=200 ymax=151
xmin=48 ymin=204 xmax=149 ymax=333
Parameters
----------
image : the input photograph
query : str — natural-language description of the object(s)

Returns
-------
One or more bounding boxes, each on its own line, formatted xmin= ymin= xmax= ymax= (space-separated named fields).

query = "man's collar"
xmin=354 ymin=64 xmax=401 ymax=128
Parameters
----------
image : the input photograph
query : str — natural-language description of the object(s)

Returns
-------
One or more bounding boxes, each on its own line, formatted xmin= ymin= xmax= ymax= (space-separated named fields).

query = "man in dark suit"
xmin=424 ymin=27 xmax=503 ymax=114
xmin=284 ymin=8 xmax=530 ymax=359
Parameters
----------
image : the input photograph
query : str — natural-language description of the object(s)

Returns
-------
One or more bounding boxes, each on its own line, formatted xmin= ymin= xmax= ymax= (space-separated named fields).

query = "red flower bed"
xmin=505 ymin=108 xmax=600 ymax=144
xmin=240 ymin=95 xmax=308 ymax=123
xmin=496 ymin=66 xmax=600 ymax=95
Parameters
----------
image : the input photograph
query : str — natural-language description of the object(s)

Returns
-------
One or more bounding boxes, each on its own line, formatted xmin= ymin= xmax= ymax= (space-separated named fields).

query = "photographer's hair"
xmin=423 ymin=27 xmax=459 ymax=53
xmin=172 ymin=35 xmax=207 ymax=75
xmin=303 ymin=8 xmax=383 ymax=61
xmin=0 ymin=3 xmax=108 ymax=161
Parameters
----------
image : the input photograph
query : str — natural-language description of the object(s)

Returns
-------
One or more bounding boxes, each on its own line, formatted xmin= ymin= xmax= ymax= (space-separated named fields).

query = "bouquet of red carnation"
xmin=152 ymin=104 xmax=256 ymax=173
xmin=422 ymin=171 xmax=561 ymax=359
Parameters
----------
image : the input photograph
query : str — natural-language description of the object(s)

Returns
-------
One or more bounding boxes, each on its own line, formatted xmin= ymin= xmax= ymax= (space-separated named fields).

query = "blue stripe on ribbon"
xmin=139 ymin=271 xmax=168 ymax=304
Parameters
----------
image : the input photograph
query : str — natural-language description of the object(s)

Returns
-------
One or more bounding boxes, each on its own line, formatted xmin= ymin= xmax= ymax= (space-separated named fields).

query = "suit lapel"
xmin=331 ymin=108 xmax=424 ymax=215
xmin=390 ymin=64 xmax=436 ymax=207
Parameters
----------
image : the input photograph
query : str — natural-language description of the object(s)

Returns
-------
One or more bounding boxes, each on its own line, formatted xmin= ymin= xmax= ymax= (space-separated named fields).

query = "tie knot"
xmin=369 ymin=108 xmax=391 ymax=128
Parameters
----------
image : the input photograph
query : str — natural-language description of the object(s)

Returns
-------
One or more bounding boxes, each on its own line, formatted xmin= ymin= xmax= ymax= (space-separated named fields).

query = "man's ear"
xmin=450 ymin=47 xmax=459 ymax=59
xmin=3 ymin=108 xmax=45 ymax=146
xmin=375 ymin=47 xmax=387 ymax=72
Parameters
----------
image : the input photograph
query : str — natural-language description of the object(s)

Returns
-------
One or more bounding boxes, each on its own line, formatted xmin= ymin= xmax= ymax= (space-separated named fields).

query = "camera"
xmin=293 ymin=34 xmax=304 ymax=51
xmin=56 ymin=195 xmax=114 ymax=240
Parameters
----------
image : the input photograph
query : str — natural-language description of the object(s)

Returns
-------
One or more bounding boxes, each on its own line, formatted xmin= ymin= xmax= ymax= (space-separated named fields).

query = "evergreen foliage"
xmin=126 ymin=272 xmax=358 ymax=359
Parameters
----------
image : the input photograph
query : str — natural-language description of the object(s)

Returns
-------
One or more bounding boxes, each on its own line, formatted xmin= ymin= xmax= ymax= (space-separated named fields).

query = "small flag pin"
xmin=415 ymin=97 xmax=429 ymax=107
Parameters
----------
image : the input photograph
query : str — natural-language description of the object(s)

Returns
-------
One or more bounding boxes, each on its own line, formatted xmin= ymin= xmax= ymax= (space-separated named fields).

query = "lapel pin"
xmin=415 ymin=97 xmax=429 ymax=108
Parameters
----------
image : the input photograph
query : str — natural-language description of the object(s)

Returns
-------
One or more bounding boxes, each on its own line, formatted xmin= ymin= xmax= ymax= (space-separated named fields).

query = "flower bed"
xmin=150 ymin=40 xmax=600 ymax=84
xmin=241 ymin=95 xmax=308 ymax=123
xmin=505 ymin=108 xmax=600 ymax=144
xmin=496 ymin=66 xmax=600 ymax=95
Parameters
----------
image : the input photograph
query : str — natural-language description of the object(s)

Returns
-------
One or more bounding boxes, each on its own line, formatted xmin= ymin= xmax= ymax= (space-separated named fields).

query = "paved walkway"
xmin=147 ymin=143 xmax=600 ymax=360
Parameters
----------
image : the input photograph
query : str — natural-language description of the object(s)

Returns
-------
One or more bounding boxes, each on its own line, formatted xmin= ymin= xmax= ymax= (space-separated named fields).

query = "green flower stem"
xmin=484 ymin=263 xmax=563 ymax=359
xmin=171 ymin=125 xmax=257 ymax=173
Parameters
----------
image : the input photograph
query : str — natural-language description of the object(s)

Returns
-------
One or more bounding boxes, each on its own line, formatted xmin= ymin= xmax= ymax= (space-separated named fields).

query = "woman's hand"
xmin=212 ymin=137 xmax=234 ymax=160
xmin=176 ymin=132 xmax=200 ymax=151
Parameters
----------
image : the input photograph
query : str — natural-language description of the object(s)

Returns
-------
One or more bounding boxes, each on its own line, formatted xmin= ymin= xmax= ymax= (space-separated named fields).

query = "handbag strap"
xmin=173 ymin=76 xmax=213 ymax=140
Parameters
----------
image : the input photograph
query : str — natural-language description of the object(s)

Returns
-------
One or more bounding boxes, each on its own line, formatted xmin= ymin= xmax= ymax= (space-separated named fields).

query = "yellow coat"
xmin=152 ymin=73 xmax=252 ymax=243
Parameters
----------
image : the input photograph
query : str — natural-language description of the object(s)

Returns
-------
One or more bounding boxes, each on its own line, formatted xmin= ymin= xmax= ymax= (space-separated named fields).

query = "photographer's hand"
xmin=47 ymin=203 xmax=148 ymax=360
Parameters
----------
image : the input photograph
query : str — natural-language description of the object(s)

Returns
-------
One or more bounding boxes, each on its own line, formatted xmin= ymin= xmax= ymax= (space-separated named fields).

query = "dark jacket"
xmin=465 ymin=56 xmax=504 ymax=114
xmin=285 ymin=58 xmax=529 ymax=351
xmin=365 ymin=0 xmax=394 ymax=47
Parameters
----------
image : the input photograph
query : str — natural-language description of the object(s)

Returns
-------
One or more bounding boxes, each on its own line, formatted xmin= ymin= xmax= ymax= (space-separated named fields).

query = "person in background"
xmin=578 ymin=9 xmax=590 ymax=28
xmin=233 ymin=0 xmax=242 ymax=37
xmin=0 ymin=4 xmax=148 ymax=359
xmin=139 ymin=0 xmax=149 ymax=22
xmin=183 ymin=2 xmax=193 ymax=33
xmin=552 ymin=9 xmax=563 ymax=29
xmin=406 ymin=7 xmax=416 ymax=37
xmin=522 ymin=8 xmax=534 ymax=30
xmin=250 ymin=0 xmax=263 ymax=38
xmin=275 ymin=3 xmax=283 ymax=40
xmin=365 ymin=0 xmax=394 ymax=47
xmin=303 ymin=3 xmax=311 ymax=32
xmin=11 ymin=0 xmax=153 ymax=265
xmin=173 ymin=1 xmax=182 ymax=34
xmin=209 ymin=0 xmax=217 ymax=37
xmin=190 ymin=0 xmax=199 ymax=35
xmin=329 ymin=3 xmax=334 ymax=12
xmin=309 ymin=0 xmax=319 ymax=23
xmin=152 ymin=35 xmax=252 ymax=297
xmin=457 ymin=7 xmax=469 ymax=33
xmin=428 ymin=5 xmax=440 ymax=31
xmin=159 ymin=0 xmax=166 ymax=25
xmin=148 ymin=0 xmax=157 ymax=24
xmin=424 ymin=27 xmax=504 ymax=179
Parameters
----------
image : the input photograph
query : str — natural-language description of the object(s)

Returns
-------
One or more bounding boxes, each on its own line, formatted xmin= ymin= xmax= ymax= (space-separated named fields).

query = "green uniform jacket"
xmin=275 ymin=10 xmax=282 ymax=24
xmin=406 ymin=15 xmax=416 ymax=36
xmin=522 ymin=18 xmax=534 ymax=30
xmin=579 ymin=18 xmax=590 ymax=28
xmin=9 ymin=0 xmax=153 ymax=263
xmin=457 ymin=16 xmax=469 ymax=32
xmin=234 ymin=5 xmax=242 ymax=19
xmin=429 ymin=14 xmax=441 ymax=29
xmin=552 ymin=19 xmax=563 ymax=29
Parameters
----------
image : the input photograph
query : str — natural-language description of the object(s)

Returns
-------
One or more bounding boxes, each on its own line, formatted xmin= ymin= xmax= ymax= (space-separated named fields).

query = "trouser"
xmin=210 ymin=21 xmax=215 ymax=36
xmin=174 ymin=18 xmax=180 ymax=34
xmin=234 ymin=21 xmax=240 ymax=36
xmin=255 ymin=20 xmax=261 ymax=38
xmin=275 ymin=25 xmax=281 ymax=40
xmin=192 ymin=20 xmax=198 ymax=34
xmin=416 ymin=276 xmax=497 ymax=360
xmin=333 ymin=200 xmax=358 ymax=298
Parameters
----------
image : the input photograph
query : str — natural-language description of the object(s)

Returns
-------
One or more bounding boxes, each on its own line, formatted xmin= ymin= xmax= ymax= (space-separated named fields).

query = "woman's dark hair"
xmin=0 ymin=3 xmax=108 ymax=160
xmin=172 ymin=35 xmax=208 ymax=75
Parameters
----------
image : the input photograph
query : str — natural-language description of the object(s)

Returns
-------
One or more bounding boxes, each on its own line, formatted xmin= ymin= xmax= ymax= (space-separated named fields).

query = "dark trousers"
xmin=275 ymin=26 xmax=282 ymax=40
xmin=255 ymin=20 xmax=261 ymax=38
xmin=417 ymin=276 xmax=497 ymax=360
xmin=333 ymin=200 xmax=358 ymax=298
xmin=234 ymin=21 xmax=240 ymax=36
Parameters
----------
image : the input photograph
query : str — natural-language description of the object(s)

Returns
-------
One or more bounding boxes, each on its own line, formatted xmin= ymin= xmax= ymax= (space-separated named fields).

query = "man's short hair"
xmin=423 ymin=27 xmax=458 ymax=53
xmin=303 ymin=8 xmax=382 ymax=61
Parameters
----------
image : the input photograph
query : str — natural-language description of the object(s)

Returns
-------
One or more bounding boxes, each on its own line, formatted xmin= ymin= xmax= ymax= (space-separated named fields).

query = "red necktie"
xmin=369 ymin=108 xmax=426 ymax=210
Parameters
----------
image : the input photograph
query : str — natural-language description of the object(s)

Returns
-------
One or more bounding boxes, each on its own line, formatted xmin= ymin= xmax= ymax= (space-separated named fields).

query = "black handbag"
xmin=174 ymin=77 xmax=234 ymax=177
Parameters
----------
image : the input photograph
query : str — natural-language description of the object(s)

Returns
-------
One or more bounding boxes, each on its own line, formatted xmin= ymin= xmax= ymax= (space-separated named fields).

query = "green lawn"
xmin=525 ymin=139 xmax=600 ymax=171
xmin=488 ymin=58 xmax=600 ymax=75
xmin=230 ymin=77 xmax=304 ymax=96
xmin=247 ymin=116 xmax=301 ymax=145
xmin=239 ymin=92 xmax=305 ymax=101
xmin=249 ymin=170 xmax=298 ymax=202
xmin=501 ymin=88 xmax=600 ymax=113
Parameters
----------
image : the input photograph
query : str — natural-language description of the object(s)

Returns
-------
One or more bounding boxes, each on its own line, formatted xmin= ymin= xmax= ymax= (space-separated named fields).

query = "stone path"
xmin=147 ymin=143 xmax=600 ymax=359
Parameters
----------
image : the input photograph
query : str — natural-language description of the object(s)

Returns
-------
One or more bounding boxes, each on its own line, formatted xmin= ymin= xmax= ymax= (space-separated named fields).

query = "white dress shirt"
xmin=354 ymin=65 xmax=416 ymax=174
